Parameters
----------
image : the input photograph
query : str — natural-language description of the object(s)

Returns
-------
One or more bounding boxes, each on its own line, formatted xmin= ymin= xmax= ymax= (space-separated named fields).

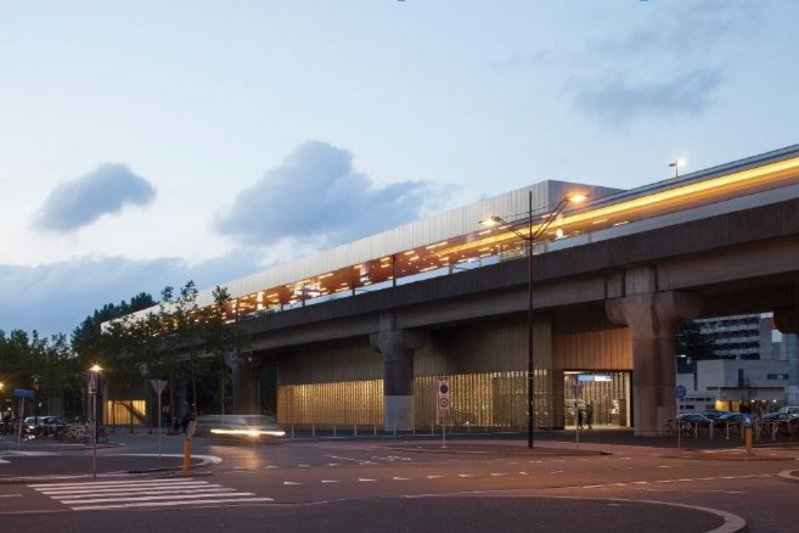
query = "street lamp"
xmin=89 ymin=364 xmax=102 ymax=478
xmin=669 ymin=158 xmax=686 ymax=178
xmin=481 ymin=190 xmax=587 ymax=449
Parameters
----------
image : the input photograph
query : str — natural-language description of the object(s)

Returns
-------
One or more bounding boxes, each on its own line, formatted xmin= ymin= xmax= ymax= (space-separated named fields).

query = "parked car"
xmin=678 ymin=413 xmax=714 ymax=423
xmin=763 ymin=412 xmax=799 ymax=422
xmin=701 ymin=409 xmax=732 ymax=420
xmin=717 ymin=412 xmax=748 ymax=424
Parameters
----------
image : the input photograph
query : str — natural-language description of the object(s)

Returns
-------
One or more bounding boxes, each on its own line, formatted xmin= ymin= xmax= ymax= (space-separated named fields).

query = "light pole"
xmin=669 ymin=158 xmax=686 ymax=178
xmin=481 ymin=190 xmax=587 ymax=449
xmin=89 ymin=364 xmax=102 ymax=478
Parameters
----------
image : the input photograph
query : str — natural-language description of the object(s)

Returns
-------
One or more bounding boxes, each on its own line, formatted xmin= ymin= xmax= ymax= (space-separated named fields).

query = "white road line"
xmin=283 ymin=481 xmax=302 ymax=486
xmin=0 ymin=494 xmax=23 ymax=498
xmin=518 ymin=472 xmax=529 ymax=476
xmin=426 ymin=475 xmax=444 ymax=479
xmin=392 ymin=477 xmax=410 ymax=481
xmin=458 ymin=474 xmax=475 ymax=478
xmin=358 ymin=478 xmax=376 ymax=482
xmin=29 ymin=478 xmax=269 ymax=512
xmin=71 ymin=497 xmax=275 ymax=511
xmin=490 ymin=473 xmax=507 ymax=477
xmin=321 ymin=480 xmax=340 ymax=484
xmin=61 ymin=492 xmax=256 ymax=505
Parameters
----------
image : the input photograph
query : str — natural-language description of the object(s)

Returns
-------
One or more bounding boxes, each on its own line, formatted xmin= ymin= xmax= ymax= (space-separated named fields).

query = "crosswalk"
xmin=28 ymin=478 xmax=274 ymax=511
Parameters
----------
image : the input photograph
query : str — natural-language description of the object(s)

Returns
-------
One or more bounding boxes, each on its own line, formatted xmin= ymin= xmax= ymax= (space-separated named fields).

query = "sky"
xmin=1 ymin=0 xmax=798 ymax=338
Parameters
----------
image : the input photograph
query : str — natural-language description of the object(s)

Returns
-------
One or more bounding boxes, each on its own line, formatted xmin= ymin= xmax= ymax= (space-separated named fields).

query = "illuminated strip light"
xmin=210 ymin=428 xmax=286 ymax=437
xmin=437 ymin=155 xmax=799 ymax=257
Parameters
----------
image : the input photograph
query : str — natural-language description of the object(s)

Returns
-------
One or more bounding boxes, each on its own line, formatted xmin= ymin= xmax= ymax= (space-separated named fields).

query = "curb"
xmin=777 ymin=468 xmax=799 ymax=484
xmin=662 ymin=449 xmax=798 ymax=461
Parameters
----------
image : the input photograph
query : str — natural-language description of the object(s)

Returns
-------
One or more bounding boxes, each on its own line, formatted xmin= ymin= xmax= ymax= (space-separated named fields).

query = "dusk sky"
xmin=1 ymin=1 xmax=797 ymax=337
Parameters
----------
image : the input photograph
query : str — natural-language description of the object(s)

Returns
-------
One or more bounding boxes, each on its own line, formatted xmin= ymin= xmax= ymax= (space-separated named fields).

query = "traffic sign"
xmin=437 ymin=379 xmax=450 ymax=412
xmin=88 ymin=372 xmax=98 ymax=394
xmin=150 ymin=379 xmax=168 ymax=395
xmin=674 ymin=385 xmax=687 ymax=401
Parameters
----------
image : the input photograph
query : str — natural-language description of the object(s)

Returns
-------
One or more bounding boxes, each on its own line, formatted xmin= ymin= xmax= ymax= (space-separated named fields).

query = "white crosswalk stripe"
xmin=28 ymin=478 xmax=273 ymax=511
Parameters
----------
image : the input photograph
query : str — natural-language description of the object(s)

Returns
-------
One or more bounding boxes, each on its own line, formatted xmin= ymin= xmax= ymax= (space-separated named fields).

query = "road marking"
xmin=358 ymin=478 xmax=376 ymax=482
xmin=0 ymin=494 xmax=23 ymax=498
xmin=490 ymin=473 xmax=507 ymax=477
xmin=392 ymin=477 xmax=411 ymax=481
xmin=427 ymin=475 xmax=444 ymax=479
xmin=518 ymin=472 xmax=529 ymax=476
xmin=549 ymin=471 xmax=564 ymax=474
xmin=326 ymin=455 xmax=375 ymax=465
xmin=283 ymin=481 xmax=302 ymax=486
xmin=29 ymin=479 xmax=271 ymax=511
xmin=321 ymin=480 xmax=340 ymax=484
xmin=458 ymin=474 xmax=475 ymax=478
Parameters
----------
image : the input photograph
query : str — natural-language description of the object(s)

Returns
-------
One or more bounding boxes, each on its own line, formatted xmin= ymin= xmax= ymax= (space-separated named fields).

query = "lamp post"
xmin=481 ymin=190 xmax=587 ymax=448
xmin=669 ymin=158 xmax=686 ymax=178
xmin=89 ymin=364 xmax=102 ymax=478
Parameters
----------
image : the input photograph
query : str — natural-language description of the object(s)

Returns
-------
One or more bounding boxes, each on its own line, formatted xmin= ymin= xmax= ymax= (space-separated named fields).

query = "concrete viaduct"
xmin=229 ymin=196 xmax=799 ymax=436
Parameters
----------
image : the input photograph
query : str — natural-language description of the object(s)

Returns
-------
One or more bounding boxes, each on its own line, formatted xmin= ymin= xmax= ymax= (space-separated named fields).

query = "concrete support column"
xmin=370 ymin=329 xmax=428 ymax=431
xmin=775 ymin=285 xmax=799 ymax=404
xmin=606 ymin=291 xmax=702 ymax=436
xmin=229 ymin=356 xmax=261 ymax=415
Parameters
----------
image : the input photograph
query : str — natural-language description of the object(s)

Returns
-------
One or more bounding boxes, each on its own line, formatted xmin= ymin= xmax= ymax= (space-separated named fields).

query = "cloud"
xmin=216 ymin=141 xmax=442 ymax=247
xmin=33 ymin=163 xmax=156 ymax=232
xmin=0 ymin=251 xmax=265 ymax=337
xmin=570 ymin=68 xmax=723 ymax=125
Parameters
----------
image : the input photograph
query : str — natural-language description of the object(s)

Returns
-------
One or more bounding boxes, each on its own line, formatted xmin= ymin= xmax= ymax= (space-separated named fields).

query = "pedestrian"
xmin=577 ymin=407 xmax=584 ymax=430
xmin=586 ymin=403 xmax=594 ymax=430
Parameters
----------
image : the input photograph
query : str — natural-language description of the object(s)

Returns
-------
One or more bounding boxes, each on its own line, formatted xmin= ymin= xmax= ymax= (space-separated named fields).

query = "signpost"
xmin=437 ymin=379 xmax=450 ymax=449
xmin=150 ymin=379 xmax=168 ymax=457
xmin=675 ymin=385 xmax=687 ymax=449
xmin=14 ymin=389 xmax=34 ymax=450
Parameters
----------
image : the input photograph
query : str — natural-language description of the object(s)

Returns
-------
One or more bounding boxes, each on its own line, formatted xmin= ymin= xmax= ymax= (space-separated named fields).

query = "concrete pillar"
xmin=606 ymin=291 xmax=702 ymax=436
xmin=775 ymin=286 xmax=799 ymax=404
xmin=229 ymin=356 xmax=261 ymax=414
xmin=370 ymin=329 xmax=428 ymax=431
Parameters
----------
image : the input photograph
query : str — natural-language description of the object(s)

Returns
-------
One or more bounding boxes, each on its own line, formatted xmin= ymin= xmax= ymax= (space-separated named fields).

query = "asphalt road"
xmin=2 ymin=431 xmax=798 ymax=532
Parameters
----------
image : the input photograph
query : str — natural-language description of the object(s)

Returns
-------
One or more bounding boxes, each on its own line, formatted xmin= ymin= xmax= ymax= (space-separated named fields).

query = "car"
xmin=678 ymin=413 xmax=713 ymax=423
xmin=717 ymin=412 xmax=748 ymax=424
xmin=40 ymin=416 xmax=67 ymax=436
xmin=763 ymin=412 xmax=799 ymax=422
xmin=701 ymin=409 xmax=732 ymax=420
xmin=194 ymin=414 xmax=285 ymax=442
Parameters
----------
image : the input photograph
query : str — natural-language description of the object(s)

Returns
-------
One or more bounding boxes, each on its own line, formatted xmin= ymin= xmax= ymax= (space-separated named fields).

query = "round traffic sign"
xmin=674 ymin=385 xmax=687 ymax=401
xmin=438 ymin=397 xmax=450 ymax=409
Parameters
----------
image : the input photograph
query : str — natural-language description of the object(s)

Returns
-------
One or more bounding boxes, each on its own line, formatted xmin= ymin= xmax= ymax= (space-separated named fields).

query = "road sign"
xmin=150 ymin=379 xmax=168 ymax=395
xmin=674 ymin=385 xmax=687 ymax=401
xmin=88 ymin=372 xmax=97 ymax=394
xmin=14 ymin=389 xmax=34 ymax=398
xmin=437 ymin=379 xmax=450 ymax=412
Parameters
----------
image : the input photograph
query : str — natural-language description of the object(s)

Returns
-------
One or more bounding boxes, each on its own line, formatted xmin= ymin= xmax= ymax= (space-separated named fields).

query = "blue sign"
xmin=14 ymin=388 xmax=35 ymax=398
xmin=674 ymin=385 xmax=687 ymax=401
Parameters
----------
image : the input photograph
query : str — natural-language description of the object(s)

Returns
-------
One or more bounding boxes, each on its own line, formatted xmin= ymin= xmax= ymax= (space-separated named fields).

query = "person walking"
xmin=586 ymin=403 xmax=594 ymax=430
xmin=577 ymin=407 xmax=584 ymax=430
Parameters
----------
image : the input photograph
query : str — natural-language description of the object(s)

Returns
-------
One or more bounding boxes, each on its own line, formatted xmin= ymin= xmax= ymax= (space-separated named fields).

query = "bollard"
xmin=744 ymin=426 xmax=753 ymax=454
xmin=291 ymin=424 xmax=295 ymax=439
xmin=393 ymin=424 xmax=396 ymax=436
xmin=333 ymin=425 xmax=336 ymax=437
xmin=354 ymin=425 xmax=357 ymax=437
xmin=373 ymin=424 xmax=377 ymax=436
xmin=183 ymin=438 xmax=192 ymax=473
xmin=312 ymin=424 xmax=316 ymax=438
xmin=431 ymin=424 xmax=434 ymax=435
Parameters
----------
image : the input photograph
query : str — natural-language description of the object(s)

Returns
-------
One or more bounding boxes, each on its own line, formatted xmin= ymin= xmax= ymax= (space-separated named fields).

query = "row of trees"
xmin=1 ymin=280 xmax=248 ymax=423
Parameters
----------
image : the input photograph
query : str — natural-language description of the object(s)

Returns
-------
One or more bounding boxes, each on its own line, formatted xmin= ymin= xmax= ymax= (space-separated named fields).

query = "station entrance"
xmin=563 ymin=371 xmax=631 ymax=428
